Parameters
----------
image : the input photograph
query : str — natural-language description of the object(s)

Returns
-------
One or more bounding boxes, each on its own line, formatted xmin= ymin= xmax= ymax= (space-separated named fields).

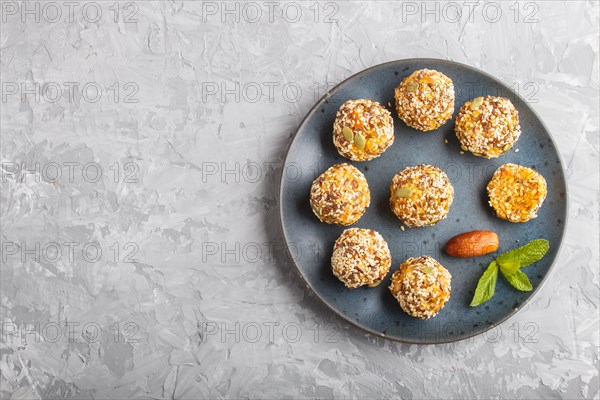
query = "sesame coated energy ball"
xmin=394 ymin=69 xmax=455 ymax=131
xmin=333 ymin=99 xmax=394 ymax=161
xmin=455 ymin=96 xmax=521 ymax=158
xmin=331 ymin=228 xmax=392 ymax=289
xmin=487 ymin=163 xmax=547 ymax=223
xmin=310 ymin=163 xmax=370 ymax=225
xmin=389 ymin=256 xmax=451 ymax=319
xmin=389 ymin=165 xmax=454 ymax=228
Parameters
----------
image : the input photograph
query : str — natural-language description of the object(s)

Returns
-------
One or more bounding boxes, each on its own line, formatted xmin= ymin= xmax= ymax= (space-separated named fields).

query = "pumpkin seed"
xmin=406 ymin=81 xmax=419 ymax=92
xmin=422 ymin=265 xmax=435 ymax=275
xmin=395 ymin=187 xmax=412 ymax=198
xmin=470 ymin=96 xmax=484 ymax=110
xmin=354 ymin=132 xmax=366 ymax=149
xmin=342 ymin=126 xmax=354 ymax=142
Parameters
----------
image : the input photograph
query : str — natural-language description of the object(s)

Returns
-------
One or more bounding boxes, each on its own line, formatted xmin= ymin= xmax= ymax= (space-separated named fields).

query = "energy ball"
xmin=389 ymin=256 xmax=451 ymax=320
xmin=331 ymin=228 xmax=392 ymax=289
xmin=455 ymin=96 xmax=521 ymax=158
xmin=390 ymin=165 xmax=454 ymax=227
xmin=487 ymin=163 xmax=547 ymax=223
xmin=310 ymin=163 xmax=370 ymax=225
xmin=333 ymin=99 xmax=394 ymax=161
xmin=394 ymin=69 xmax=455 ymax=131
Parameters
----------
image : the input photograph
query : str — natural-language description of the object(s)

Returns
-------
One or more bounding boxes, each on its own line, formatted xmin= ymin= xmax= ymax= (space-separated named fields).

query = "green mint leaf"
xmin=497 ymin=239 xmax=549 ymax=269
xmin=503 ymin=270 xmax=533 ymax=292
xmin=498 ymin=257 xmax=520 ymax=276
xmin=470 ymin=261 xmax=498 ymax=307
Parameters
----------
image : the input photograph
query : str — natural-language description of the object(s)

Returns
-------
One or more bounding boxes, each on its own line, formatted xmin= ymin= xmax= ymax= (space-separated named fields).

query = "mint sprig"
xmin=470 ymin=239 xmax=549 ymax=307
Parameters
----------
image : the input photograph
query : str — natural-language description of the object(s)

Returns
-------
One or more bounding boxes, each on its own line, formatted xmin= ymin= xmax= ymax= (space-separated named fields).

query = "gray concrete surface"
xmin=0 ymin=1 xmax=598 ymax=398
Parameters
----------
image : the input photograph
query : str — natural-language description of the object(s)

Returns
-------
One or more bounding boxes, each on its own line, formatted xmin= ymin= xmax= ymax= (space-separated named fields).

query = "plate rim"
xmin=278 ymin=58 xmax=569 ymax=344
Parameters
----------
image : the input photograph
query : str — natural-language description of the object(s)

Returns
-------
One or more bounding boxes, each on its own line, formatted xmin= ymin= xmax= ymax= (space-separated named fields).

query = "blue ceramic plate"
xmin=279 ymin=59 xmax=567 ymax=344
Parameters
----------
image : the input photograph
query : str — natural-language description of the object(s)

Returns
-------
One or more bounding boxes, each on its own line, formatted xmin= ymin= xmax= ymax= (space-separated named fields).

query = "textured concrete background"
xmin=0 ymin=1 xmax=598 ymax=399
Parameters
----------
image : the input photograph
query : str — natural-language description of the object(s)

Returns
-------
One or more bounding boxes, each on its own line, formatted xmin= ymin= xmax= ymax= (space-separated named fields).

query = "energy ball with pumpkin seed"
xmin=455 ymin=96 xmax=521 ymax=158
xmin=332 ymin=99 xmax=394 ymax=161
xmin=331 ymin=228 xmax=392 ymax=289
xmin=310 ymin=163 xmax=370 ymax=225
xmin=389 ymin=165 xmax=454 ymax=227
xmin=389 ymin=256 xmax=451 ymax=319
xmin=394 ymin=69 xmax=455 ymax=131
xmin=487 ymin=163 xmax=547 ymax=223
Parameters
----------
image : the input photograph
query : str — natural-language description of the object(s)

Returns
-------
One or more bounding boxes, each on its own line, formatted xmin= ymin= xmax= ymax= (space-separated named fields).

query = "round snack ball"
xmin=455 ymin=96 xmax=521 ymax=158
xmin=389 ymin=256 xmax=451 ymax=320
xmin=394 ymin=69 xmax=455 ymax=131
xmin=389 ymin=165 xmax=454 ymax=227
xmin=310 ymin=163 xmax=370 ymax=225
xmin=487 ymin=163 xmax=547 ymax=223
xmin=333 ymin=99 xmax=394 ymax=161
xmin=331 ymin=228 xmax=392 ymax=289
